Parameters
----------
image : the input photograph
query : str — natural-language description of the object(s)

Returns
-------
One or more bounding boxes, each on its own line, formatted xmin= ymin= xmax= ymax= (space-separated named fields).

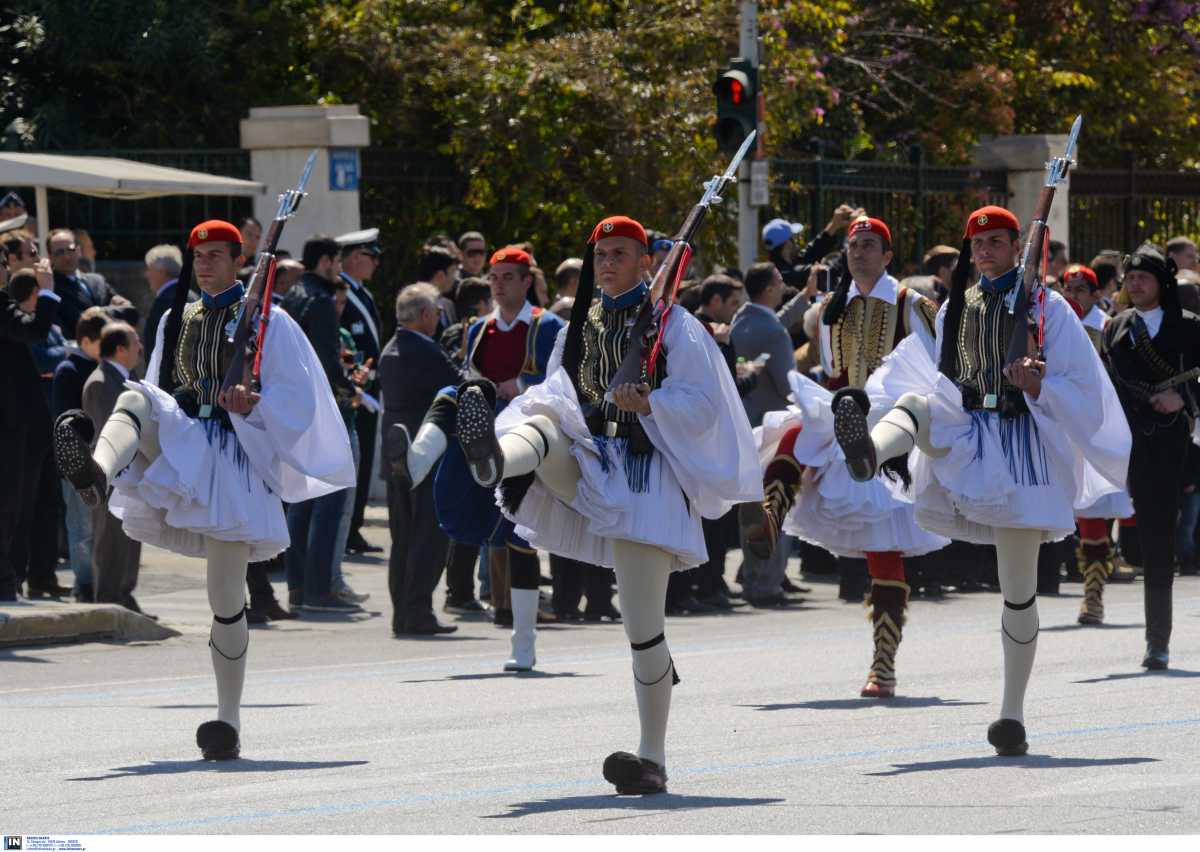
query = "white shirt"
xmin=104 ymin=358 xmax=130 ymax=380
xmin=1135 ymin=306 xmax=1164 ymax=339
xmin=490 ymin=300 xmax=534 ymax=333
xmin=1082 ymin=305 xmax=1106 ymax=332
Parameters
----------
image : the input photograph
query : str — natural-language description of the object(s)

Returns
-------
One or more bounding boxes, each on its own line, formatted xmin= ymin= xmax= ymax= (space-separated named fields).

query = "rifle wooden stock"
xmin=220 ymin=216 xmax=287 ymax=395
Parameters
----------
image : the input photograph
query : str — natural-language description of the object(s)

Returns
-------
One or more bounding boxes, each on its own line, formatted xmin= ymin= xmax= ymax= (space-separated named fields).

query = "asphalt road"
xmin=3 ymin=509 xmax=1199 ymax=835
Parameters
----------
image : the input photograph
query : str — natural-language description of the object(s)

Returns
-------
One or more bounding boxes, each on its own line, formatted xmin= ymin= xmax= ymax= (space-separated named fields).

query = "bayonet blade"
xmin=297 ymin=150 xmax=317 ymax=194
xmin=1063 ymin=115 xmax=1082 ymax=163
xmin=722 ymin=130 xmax=758 ymax=182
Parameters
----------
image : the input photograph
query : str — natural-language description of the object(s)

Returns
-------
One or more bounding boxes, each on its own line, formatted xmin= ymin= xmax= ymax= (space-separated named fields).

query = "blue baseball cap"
xmin=762 ymin=218 xmax=804 ymax=250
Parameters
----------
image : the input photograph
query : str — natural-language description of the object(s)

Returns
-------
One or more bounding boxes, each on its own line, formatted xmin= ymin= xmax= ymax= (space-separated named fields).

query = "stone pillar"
xmin=239 ymin=105 xmax=370 ymax=257
xmin=972 ymin=134 xmax=1071 ymax=256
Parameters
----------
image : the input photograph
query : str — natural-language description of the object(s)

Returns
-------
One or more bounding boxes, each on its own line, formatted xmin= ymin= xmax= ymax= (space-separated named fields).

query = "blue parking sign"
xmin=329 ymin=148 xmax=359 ymax=191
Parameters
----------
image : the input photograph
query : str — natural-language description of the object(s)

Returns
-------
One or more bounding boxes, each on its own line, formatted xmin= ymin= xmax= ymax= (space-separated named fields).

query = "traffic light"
xmin=714 ymin=58 xmax=757 ymax=155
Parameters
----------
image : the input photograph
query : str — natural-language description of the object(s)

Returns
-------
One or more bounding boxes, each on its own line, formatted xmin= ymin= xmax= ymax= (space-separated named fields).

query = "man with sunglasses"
xmin=48 ymin=228 xmax=137 ymax=339
xmin=458 ymin=231 xmax=489 ymax=279
xmin=336 ymin=227 xmax=385 ymax=555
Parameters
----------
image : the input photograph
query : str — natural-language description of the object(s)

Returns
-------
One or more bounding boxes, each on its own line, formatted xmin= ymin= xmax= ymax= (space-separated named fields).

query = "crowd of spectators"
xmin=3 ymin=183 xmax=1199 ymax=631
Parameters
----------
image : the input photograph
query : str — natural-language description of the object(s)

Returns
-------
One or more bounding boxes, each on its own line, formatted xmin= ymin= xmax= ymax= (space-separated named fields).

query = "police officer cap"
xmin=336 ymin=227 xmax=383 ymax=255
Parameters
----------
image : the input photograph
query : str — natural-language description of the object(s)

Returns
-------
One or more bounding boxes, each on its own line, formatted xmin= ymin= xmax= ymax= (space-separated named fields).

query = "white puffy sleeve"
xmin=638 ymin=306 xmax=763 ymax=517
xmin=230 ymin=308 xmax=356 ymax=501
xmin=1024 ymin=290 xmax=1131 ymax=504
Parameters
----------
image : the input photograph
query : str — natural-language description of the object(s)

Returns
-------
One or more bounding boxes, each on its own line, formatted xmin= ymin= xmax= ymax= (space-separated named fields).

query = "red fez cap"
xmin=1063 ymin=263 xmax=1098 ymax=291
xmin=187 ymin=219 xmax=242 ymax=250
xmin=489 ymin=246 xmax=532 ymax=267
xmin=965 ymin=205 xmax=1020 ymax=239
xmin=589 ymin=215 xmax=647 ymax=247
xmin=847 ymin=216 xmax=892 ymax=246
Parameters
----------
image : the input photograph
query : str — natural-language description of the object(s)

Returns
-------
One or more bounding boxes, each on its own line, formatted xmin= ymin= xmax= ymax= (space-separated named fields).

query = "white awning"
xmin=0 ymin=151 xmax=265 ymax=250
xmin=0 ymin=152 xmax=264 ymax=199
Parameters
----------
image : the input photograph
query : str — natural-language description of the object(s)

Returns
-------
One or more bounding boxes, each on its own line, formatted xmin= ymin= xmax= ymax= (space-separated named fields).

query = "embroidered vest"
xmin=173 ymin=297 xmax=241 ymax=415
xmin=952 ymin=283 xmax=1025 ymax=411
xmin=576 ymin=296 xmax=667 ymax=425
xmin=826 ymin=287 xmax=935 ymax=390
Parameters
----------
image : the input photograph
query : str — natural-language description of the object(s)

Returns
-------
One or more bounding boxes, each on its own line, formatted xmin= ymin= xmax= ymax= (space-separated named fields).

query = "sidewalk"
xmin=0 ymin=503 xmax=394 ymax=648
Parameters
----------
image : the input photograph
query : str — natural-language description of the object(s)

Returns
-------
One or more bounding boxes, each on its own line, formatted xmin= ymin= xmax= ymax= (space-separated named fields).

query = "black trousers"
xmin=1128 ymin=422 xmax=1188 ymax=589
xmin=444 ymin=540 xmax=479 ymax=603
xmin=247 ymin=556 xmax=282 ymax=610
xmin=349 ymin=410 xmax=378 ymax=539
xmin=550 ymin=554 xmax=613 ymax=613
xmin=387 ymin=474 xmax=449 ymax=632
xmin=24 ymin=442 xmax=61 ymax=587
xmin=0 ymin=427 xmax=36 ymax=598
xmin=696 ymin=510 xmax=735 ymax=597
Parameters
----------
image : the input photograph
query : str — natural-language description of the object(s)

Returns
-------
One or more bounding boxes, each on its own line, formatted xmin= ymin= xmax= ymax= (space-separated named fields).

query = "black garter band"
xmin=630 ymin=633 xmax=681 ymax=686
xmin=210 ymin=606 xmax=249 ymax=661
xmin=1001 ymin=595 xmax=1038 ymax=645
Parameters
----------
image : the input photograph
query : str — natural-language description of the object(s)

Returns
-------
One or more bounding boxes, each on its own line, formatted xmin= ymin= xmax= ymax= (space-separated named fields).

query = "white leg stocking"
xmin=613 ymin=540 xmax=675 ymax=768
xmin=206 ymin=538 xmax=251 ymax=731
xmin=870 ymin=392 xmax=949 ymax=464
xmin=993 ymin=527 xmax=1042 ymax=723
xmin=92 ymin=389 xmax=160 ymax=477
xmin=505 ymin=588 xmax=539 ymax=672
xmin=501 ymin=414 xmax=580 ymax=503
xmin=407 ymin=422 xmax=448 ymax=488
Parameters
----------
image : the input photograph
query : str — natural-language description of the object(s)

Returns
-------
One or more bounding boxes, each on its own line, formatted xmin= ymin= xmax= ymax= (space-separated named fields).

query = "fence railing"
xmin=1069 ymin=167 xmax=1200 ymax=263
xmin=769 ymin=158 xmax=1009 ymax=272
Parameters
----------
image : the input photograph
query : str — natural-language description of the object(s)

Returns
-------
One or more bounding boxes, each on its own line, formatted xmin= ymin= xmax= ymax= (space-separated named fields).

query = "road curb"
xmin=0 ymin=603 xmax=181 ymax=647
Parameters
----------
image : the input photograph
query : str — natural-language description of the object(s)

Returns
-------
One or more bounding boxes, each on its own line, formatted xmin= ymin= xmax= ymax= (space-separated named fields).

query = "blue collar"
xmin=602 ymin=281 xmax=648 ymax=311
xmin=201 ymin=282 xmax=245 ymax=310
xmin=339 ymin=271 xmax=362 ymax=292
xmin=979 ymin=267 xmax=1020 ymax=295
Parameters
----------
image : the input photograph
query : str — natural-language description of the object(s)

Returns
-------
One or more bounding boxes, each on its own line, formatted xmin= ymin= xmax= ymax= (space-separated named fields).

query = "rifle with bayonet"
xmin=1111 ymin=365 xmax=1200 ymax=405
xmin=220 ymin=150 xmax=316 ymax=395
xmin=605 ymin=131 xmax=757 ymax=390
xmin=1005 ymin=115 xmax=1082 ymax=366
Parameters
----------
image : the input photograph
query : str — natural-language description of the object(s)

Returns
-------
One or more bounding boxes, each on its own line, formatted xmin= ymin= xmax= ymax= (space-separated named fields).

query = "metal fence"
xmin=43 ymin=149 xmax=253 ymax=260
xmin=1070 ymin=167 xmax=1200 ymax=263
xmin=769 ymin=158 xmax=1009 ymax=272
xmin=358 ymin=148 xmax=463 ymax=335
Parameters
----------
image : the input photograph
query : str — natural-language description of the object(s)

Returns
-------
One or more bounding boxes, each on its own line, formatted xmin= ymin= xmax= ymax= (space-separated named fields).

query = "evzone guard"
xmin=1061 ymin=263 xmax=1134 ymax=626
xmin=1100 ymin=244 xmax=1200 ymax=669
xmin=454 ymin=207 xmax=760 ymax=793
xmin=53 ymin=209 xmax=354 ymax=760
xmin=740 ymin=214 xmax=950 ymax=698
xmin=833 ymin=194 xmax=1131 ymax=755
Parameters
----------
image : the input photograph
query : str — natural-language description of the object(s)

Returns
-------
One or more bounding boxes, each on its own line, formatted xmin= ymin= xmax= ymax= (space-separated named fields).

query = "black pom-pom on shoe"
xmin=602 ymin=751 xmax=668 ymax=795
xmin=53 ymin=410 xmax=107 ymax=508
xmin=196 ymin=720 xmax=241 ymax=761
xmin=987 ymin=718 xmax=1028 ymax=757
xmin=456 ymin=381 xmax=504 ymax=487
xmin=832 ymin=388 xmax=877 ymax=483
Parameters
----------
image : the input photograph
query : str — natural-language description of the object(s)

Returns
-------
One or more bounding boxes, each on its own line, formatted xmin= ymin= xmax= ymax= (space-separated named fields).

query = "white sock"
xmin=870 ymin=392 xmax=948 ymax=463
xmin=613 ymin=540 xmax=674 ymax=768
xmin=507 ymin=588 xmax=539 ymax=669
xmin=92 ymin=390 xmax=153 ymax=479
xmin=497 ymin=418 xmax=555 ymax=478
xmin=994 ymin=527 xmax=1042 ymax=723
xmin=408 ymin=422 xmax=448 ymax=488
xmin=207 ymin=538 xmax=251 ymax=732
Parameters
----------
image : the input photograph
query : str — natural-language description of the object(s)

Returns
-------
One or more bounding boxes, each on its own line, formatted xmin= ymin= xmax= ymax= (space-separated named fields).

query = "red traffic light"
xmin=729 ymin=79 xmax=744 ymax=104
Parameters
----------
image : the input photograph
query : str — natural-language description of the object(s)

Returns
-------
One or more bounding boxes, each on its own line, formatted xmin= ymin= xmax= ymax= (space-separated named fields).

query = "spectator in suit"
xmin=52 ymin=307 xmax=109 ymax=601
xmin=48 ymin=228 xmax=137 ymax=339
xmin=82 ymin=322 xmax=148 ymax=614
xmin=730 ymin=262 xmax=815 ymax=607
xmin=280 ymin=234 xmax=360 ymax=612
xmin=0 ymin=266 xmax=62 ymax=601
xmin=379 ymin=283 xmax=464 ymax=635
xmin=419 ymin=246 xmax=462 ymax=334
xmin=141 ymin=244 xmax=188 ymax=362
xmin=335 ymin=228 xmax=384 ymax=556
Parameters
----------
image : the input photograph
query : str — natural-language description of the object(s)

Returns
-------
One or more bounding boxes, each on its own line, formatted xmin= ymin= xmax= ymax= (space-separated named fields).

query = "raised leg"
xmin=54 ymin=390 xmax=160 ymax=507
xmin=834 ymin=390 xmax=946 ymax=482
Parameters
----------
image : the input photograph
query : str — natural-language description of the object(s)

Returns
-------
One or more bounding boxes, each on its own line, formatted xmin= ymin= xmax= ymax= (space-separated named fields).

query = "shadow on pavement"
xmin=402 ymin=671 xmax=596 ymax=684
xmin=865 ymin=755 xmax=1158 ymax=777
xmin=742 ymin=697 xmax=986 ymax=712
xmin=1074 ymin=669 xmax=1200 ymax=684
xmin=151 ymin=703 xmax=312 ymax=710
xmin=69 ymin=758 xmax=368 ymax=782
xmin=483 ymin=793 xmax=786 ymax=819
xmin=0 ymin=650 xmax=55 ymax=663
xmin=1041 ymin=622 xmax=1141 ymax=633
